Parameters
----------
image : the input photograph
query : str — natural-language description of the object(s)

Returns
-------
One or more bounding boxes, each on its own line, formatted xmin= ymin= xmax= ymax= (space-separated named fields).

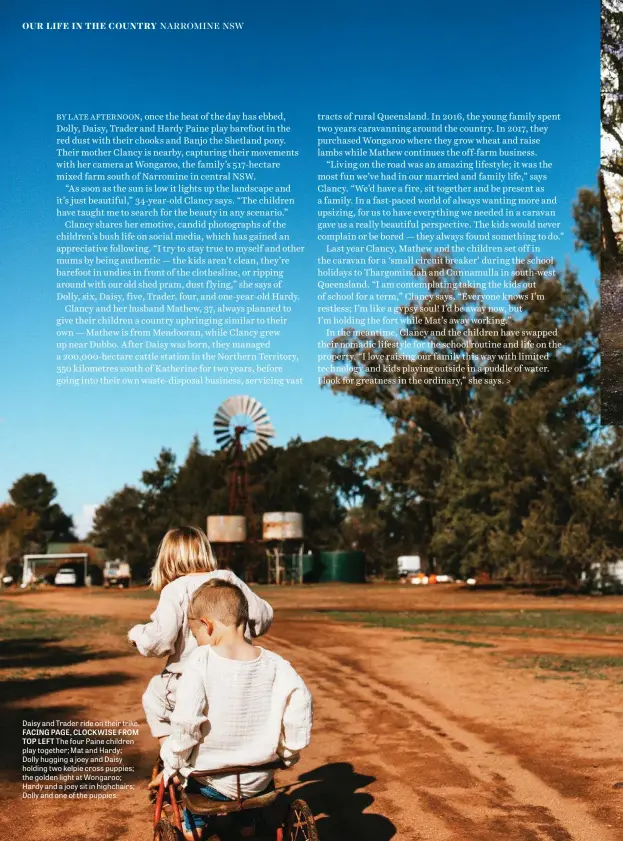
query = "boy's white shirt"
xmin=127 ymin=570 xmax=273 ymax=671
xmin=160 ymin=645 xmax=312 ymax=799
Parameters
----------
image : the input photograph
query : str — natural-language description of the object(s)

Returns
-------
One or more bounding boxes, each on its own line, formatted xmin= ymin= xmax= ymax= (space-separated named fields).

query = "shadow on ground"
xmin=0 ymin=638 xmax=126 ymax=671
xmin=0 ymin=670 xmax=132 ymax=778
xmin=0 ymin=636 xmax=131 ymax=778
xmin=293 ymin=762 xmax=396 ymax=840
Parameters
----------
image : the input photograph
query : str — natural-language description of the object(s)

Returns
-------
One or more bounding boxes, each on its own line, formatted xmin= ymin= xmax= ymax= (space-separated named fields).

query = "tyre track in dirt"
xmin=267 ymin=622 xmax=619 ymax=841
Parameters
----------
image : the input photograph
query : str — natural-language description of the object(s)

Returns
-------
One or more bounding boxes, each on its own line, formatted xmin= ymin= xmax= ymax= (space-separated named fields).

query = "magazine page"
xmin=1 ymin=1 xmax=619 ymax=840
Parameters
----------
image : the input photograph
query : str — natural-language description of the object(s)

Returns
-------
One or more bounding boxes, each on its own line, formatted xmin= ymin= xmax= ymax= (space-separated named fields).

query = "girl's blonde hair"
xmin=151 ymin=526 xmax=217 ymax=591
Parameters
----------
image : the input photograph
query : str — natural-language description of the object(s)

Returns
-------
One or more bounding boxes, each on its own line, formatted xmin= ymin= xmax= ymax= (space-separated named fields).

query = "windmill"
xmin=210 ymin=396 xmax=303 ymax=583
xmin=213 ymin=395 xmax=275 ymax=517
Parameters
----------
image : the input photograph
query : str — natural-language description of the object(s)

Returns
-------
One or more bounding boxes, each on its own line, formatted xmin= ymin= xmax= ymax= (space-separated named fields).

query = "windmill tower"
xmin=213 ymin=395 xmax=275 ymax=517
xmin=207 ymin=396 xmax=276 ymax=573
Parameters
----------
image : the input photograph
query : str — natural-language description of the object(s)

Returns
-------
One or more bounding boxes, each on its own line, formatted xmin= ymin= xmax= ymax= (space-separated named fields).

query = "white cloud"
xmin=75 ymin=504 xmax=98 ymax=539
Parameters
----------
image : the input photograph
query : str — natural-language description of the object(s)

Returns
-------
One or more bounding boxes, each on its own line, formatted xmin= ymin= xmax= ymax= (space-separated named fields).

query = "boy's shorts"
xmin=183 ymin=779 xmax=232 ymax=833
xmin=182 ymin=778 xmax=275 ymax=834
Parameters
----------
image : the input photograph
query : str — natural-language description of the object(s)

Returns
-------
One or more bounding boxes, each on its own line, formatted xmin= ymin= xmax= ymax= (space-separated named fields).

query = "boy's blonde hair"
xmin=191 ymin=579 xmax=249 ymax=628
xmin=150 ymin=526 xmax=217 ymax=591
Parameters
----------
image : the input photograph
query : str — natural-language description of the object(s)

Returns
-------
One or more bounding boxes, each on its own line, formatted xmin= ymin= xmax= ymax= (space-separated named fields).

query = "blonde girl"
xmin=129 ymin=526 xmax=273 ymax=742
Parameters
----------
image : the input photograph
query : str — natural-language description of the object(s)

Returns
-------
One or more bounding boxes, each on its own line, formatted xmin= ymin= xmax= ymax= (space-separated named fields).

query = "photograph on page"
xmin=0 ymin=2 xmax=619 ymax=840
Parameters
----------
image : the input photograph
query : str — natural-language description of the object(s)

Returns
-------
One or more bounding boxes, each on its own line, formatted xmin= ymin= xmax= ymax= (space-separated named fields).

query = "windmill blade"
xmin=215 ymin=402 xmax=235 ymax=421
xmin=246 ymin=442 xmax=262 ymax=461
xmin=251 ymin=413 xmax=270 ymax=429
xmin=247 ymin=398 xmax=268 ymax=421
xmin=221 ymin=398 xmax=237 ymax=417
xmin=250 ymin=438 xmax=269 ymax=459
xmin=256 ymin=428 xmax=275 ymax=441
xmin=245 ymin=395 xmax=261 ymax=412
xmin=215 ymin=402 xmax=233 ymax=417
xmin=249 ymin=400 xmax=275 ymax=448
xmin=253 ymin=438 xmax=269 ymax=454
xmin=224 ymin=395 xmax=240 ymax=413
xmin=215 ymin=426 xmax=232 ymax=437
xmin=241 ymin=395 xmax=254 ymax=417
xmin=215 ymin=427 xmax=233 ymax=439
xmin=250 ymin=409 xmax=269 ymax=425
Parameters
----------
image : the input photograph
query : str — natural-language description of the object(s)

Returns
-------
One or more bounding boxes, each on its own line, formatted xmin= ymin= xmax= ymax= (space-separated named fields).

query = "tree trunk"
xmin=600 ymin=170 xmax=619 ymax=260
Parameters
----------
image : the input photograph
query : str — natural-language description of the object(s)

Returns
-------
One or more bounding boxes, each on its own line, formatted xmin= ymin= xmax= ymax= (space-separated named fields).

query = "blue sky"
xmin=0 ymin=0 xmax=599 ymax=534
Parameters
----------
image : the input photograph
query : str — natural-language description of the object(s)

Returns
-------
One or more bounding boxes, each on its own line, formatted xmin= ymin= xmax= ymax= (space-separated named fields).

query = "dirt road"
xmin=1 ymin=588 xmax=621 ymax=841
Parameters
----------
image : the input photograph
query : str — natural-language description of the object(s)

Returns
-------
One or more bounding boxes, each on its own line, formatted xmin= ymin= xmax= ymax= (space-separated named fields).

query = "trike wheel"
xmin=154 ymin=818 xmax=184 ymax=841
xmin=284 ymin=799 xmax=318 ymax=841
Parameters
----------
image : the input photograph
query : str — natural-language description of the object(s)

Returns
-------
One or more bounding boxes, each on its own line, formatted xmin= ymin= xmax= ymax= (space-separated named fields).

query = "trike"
xmin=153 ymin=760 xmax=318 ymax=841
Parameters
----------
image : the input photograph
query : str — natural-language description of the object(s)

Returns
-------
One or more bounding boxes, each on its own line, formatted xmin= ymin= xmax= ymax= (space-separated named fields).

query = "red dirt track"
xmin=1 ymin=585 xmax=621 ymax=841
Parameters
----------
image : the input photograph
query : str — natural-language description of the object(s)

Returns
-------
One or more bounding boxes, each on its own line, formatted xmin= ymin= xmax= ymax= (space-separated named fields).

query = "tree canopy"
xmin=89 ymin=436 xmax=379 ymax=581
xmin=601 ymin=1 xmax=623 ymax=260
xmin=0 ymin=473 xmax=76 ymax=579
xmin=8 ymin=473 xmax=75 ymax=548
xmin=323 ymin=242 xmax=620 ymax=584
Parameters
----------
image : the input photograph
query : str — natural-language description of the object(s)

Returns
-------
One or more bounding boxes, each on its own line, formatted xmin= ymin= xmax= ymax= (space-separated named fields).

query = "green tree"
xmin=0 ymin=503 xmax=39 ymax=582
xmin=248 ymin=436 xmax=379 ymax=553
xmin=9 ymin=473 xmax=75 ymax=549
xmin=173 ymin=436 xmax=229 ymax=528
xmin=89 ymin=436 xmax=378 ymax=581
xmin=90 ymin=449 xmax=179 ymax=582
xmin=140 ymin=448 xmax=180 ymax=551
xmin=601 ymin=1 xmax=623 ymax=258
xmin=572 ymin=188 xmax=601 ymax=259
xmin=324 ymin=252 xmax=507 ymax=570
xmin=324 ymin=249 xmax=612 ymax=584
xmin=89 ymin=486 xmax=151 ymax=579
